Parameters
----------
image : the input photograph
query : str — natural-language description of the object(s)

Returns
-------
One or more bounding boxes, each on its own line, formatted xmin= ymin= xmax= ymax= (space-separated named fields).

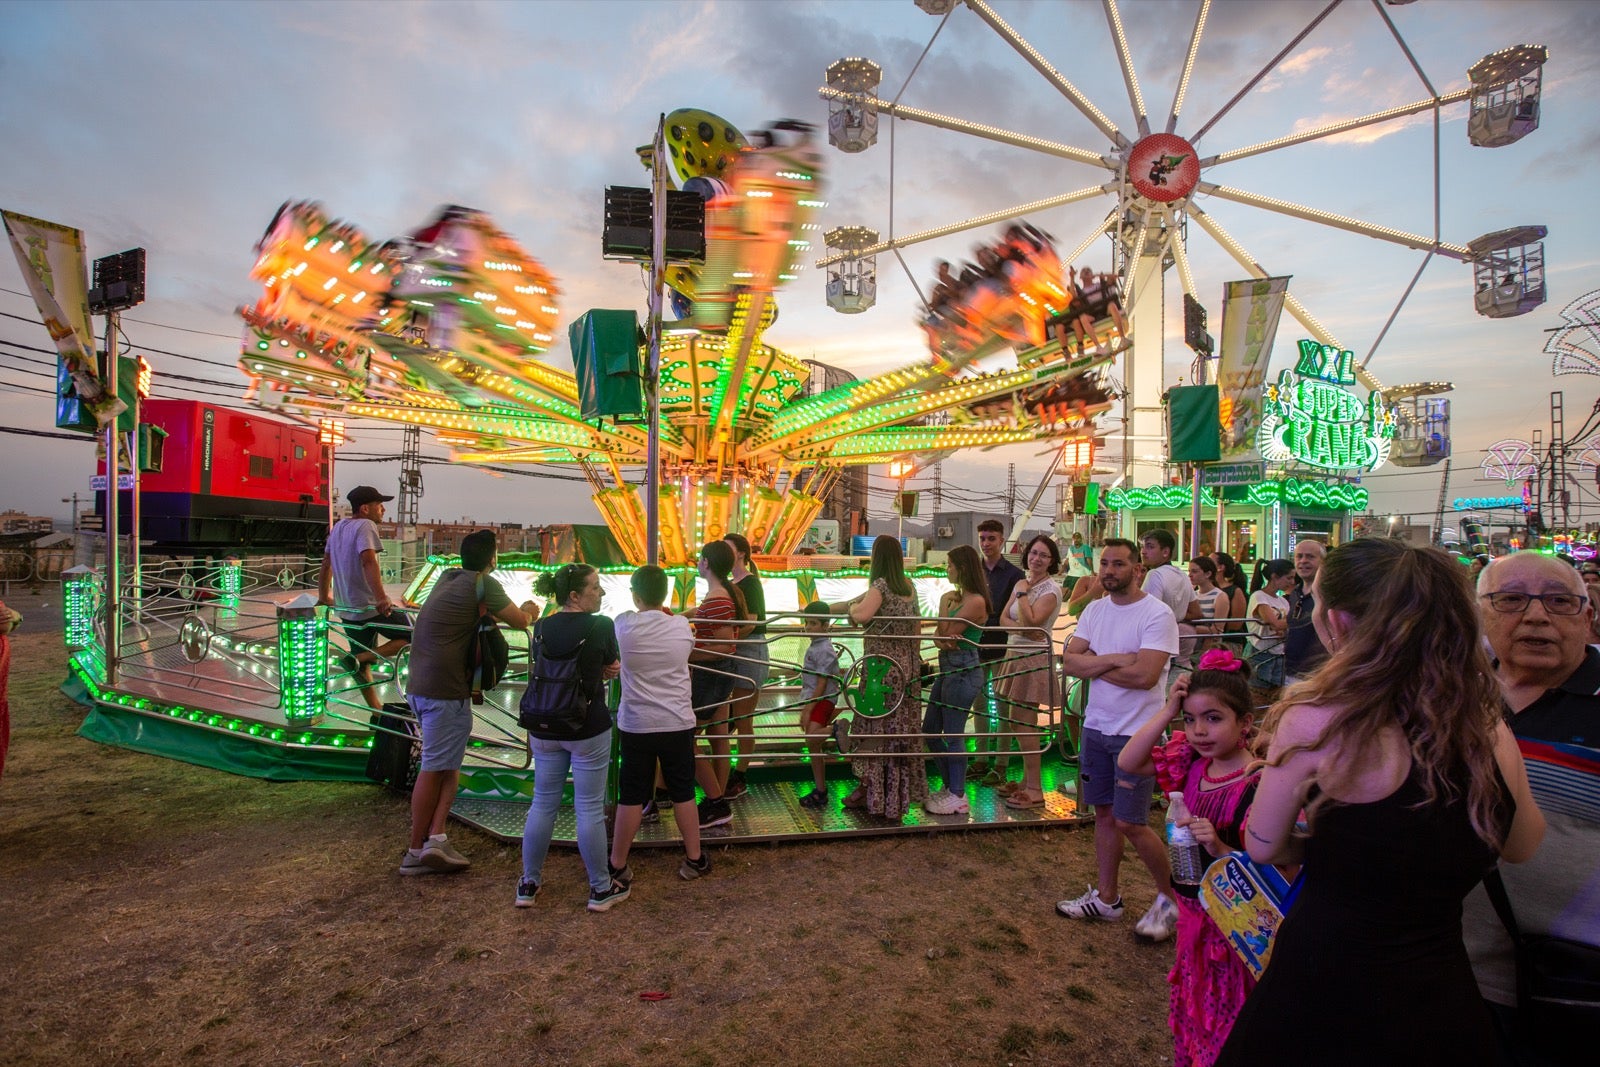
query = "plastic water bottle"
xmin=1167 ymin=791 xmax=1208 ymax=889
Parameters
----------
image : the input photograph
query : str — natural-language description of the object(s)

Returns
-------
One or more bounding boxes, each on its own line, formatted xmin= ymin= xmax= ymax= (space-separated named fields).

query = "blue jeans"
xmin=522 ymin=729 xmax=613 ymax=893
xmin=923 ymin=647 xmax=982 ymax=791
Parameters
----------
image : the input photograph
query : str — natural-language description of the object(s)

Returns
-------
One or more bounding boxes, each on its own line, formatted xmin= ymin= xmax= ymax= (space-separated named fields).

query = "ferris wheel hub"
xmin=1127 ymin=133 xmax=1200 ymax=204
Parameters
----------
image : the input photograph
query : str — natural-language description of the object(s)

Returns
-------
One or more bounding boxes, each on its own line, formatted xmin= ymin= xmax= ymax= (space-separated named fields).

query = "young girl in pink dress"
xmin=1118 ymin=648 xmax=1260 ymax=1067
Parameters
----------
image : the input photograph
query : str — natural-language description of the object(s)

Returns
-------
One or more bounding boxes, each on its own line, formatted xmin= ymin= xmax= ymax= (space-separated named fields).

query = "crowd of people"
xmin=355 ymin=497 xmax=1592 ymax=1064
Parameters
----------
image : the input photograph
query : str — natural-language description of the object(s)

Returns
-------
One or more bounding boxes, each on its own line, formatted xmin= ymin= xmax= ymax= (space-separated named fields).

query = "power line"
xmin=0 ymin=425 xmax=95 ymax=442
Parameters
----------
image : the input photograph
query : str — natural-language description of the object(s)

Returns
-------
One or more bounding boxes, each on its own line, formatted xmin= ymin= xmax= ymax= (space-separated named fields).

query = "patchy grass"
xmin=0 ymin=630 xmax=1170 ymax=1066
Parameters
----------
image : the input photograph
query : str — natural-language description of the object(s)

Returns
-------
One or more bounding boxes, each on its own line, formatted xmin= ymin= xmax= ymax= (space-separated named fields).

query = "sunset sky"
xmin=3 ymin=0 xmax=1597 ymax=533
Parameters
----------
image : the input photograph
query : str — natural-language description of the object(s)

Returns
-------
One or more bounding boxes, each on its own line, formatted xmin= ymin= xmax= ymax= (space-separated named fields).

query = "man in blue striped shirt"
xmin=1465 ymin=552 xmax=1600 ymax=1064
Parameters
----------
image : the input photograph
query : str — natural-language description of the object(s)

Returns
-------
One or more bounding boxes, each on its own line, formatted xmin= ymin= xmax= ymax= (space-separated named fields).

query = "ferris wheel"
xmin=815 ymin=0 xmax=1549 ymax=490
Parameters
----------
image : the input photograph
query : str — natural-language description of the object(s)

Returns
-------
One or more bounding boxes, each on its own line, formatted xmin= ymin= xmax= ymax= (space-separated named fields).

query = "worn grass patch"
xmin=0 ymin=630 xmax=1169 ymax=1066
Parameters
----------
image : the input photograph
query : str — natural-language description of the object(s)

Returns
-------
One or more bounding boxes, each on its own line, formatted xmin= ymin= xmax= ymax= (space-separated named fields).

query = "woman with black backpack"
xmin=518 ymin=563 xmax=626 ymax=912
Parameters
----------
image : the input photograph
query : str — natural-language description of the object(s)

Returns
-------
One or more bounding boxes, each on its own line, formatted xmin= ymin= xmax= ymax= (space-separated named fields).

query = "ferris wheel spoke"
xmin=1196 ymin=182 xmax=1472 ymax=258
xmin=1170 ymin=228 xmax=1197 ymax=298
xmin=964 ymin=0 xmax=1127 ymax=148
xmin=1361 ymin=250 xmax=1436 ymax=371
xmin=1103 ymin=0 xmax=1151 ymax=138
xmin=813 ymin=185 xmax=1110 ymax=268
xmin=1200 ymin=89 xmax=1470 ymax=167
xmin=1167 ymin=0 xmax=1211 ymax=135
xmin=1061 ymin=207 xmax=1123 ymax=271
xmin=1190 ymin=0 xmax=1342 ymax=145
xmin=823 ymin=91 xmax=1116 ymax=168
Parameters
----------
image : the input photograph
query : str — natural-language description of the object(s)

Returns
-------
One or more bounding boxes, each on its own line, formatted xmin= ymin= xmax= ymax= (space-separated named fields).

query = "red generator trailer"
xmin=95 ymin=399 xmax=331 ymax=551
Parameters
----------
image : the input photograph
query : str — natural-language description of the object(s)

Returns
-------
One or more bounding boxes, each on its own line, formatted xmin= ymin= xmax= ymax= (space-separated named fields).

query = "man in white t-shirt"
xmin=608 ymin=565 xmax=711 ymax=886
xmin=1141 ymin=529 xmax=1201 ymax=690
xmin=1057 ymin=538 xmax=1181 ymax=942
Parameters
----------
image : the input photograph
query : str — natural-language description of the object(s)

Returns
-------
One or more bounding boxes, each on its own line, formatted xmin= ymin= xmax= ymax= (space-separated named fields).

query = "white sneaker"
xmin=923 ymin=790 xmax=970 ymax=816
xmin=1134 ymin=893 xmax=1179 ymax=942
xmin=1055 ymin=886 xmax=1125 ymax=922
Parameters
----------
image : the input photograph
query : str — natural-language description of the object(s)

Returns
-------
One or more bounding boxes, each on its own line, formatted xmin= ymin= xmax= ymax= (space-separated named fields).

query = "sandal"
xmin=996 ymin=780 xmax=1022 ymax=797
xmin=1003 ymin=790 xmax=1046 ymax=809
xmin=842 ymin=789 xmax=869 ymax=811
xmin=980 ymin=768 xmax=1006 ymax=787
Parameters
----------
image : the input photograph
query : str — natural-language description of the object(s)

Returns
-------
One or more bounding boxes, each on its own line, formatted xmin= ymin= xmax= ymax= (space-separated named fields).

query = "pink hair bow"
xmin=1197 ymin=648 xmax=1244 ymax=673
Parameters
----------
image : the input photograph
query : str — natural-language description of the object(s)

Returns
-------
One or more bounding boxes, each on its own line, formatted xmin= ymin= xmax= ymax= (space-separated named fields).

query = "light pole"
xmin=888 ymin=459 xmax=913 ymax=541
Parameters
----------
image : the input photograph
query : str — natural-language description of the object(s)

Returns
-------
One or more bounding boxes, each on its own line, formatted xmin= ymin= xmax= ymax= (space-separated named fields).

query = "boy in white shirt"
xmin=606 ymin=566 xmax=711 ymax=888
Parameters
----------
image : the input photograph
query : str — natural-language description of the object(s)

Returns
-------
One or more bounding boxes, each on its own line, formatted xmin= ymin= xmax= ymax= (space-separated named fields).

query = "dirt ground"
xmin=0 ymin=629 xmax=1173 ymax=1067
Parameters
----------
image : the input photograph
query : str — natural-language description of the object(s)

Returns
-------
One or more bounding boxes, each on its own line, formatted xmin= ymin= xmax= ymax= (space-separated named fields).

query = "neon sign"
xmin=1107 ymin=477 xmax=1368 ymax=512
xmin=1257 ymin=341 xmax=1395 ymax=472
xmin=1451 ymin=496 xmax=1527 ymax=511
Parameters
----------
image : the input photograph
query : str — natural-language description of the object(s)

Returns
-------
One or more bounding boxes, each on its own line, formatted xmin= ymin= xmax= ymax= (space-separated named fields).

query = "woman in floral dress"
xmin=836 ymin=535 xmax=926 ymax=820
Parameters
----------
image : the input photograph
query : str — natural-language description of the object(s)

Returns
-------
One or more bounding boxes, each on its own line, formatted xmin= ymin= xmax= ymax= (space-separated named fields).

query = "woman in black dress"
xmin=1218 ymin=539 xmax=1544 ymax=1066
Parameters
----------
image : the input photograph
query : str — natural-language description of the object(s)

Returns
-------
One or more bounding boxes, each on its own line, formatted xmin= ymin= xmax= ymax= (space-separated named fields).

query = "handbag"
xmin=467 ymin=574 xmax=510 ymax=704
xmin=1483 ymin=867 xmax=1600 ymax=1052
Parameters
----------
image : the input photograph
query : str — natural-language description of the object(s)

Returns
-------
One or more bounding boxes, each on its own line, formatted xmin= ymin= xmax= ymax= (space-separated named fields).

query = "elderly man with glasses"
xmin=1464 ymin=552 xmax=1600 ymax=1063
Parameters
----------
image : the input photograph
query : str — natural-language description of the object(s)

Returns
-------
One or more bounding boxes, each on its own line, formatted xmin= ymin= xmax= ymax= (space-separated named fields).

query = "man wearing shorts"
xmin=1057 ymin=538 xmax=1181 ymax=941
xmin=609 ymin=566 xmax=711 ymax=883
xmin=400 ymin=530 xmax=533 ymax=875
xmin=319 ymin=485 xmax=412 ymax=710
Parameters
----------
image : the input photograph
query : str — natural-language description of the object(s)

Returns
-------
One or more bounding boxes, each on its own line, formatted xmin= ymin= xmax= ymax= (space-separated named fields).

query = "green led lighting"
xmin=277 ymin=612 xmax=329 ymax=723
xmin=1257 ymin=341 xmax=1396 ymax=473
xmin=63 ymin=571 xmax=97 ymax=648
xmin=1107 ymin=477 xmax=1369 ymax=513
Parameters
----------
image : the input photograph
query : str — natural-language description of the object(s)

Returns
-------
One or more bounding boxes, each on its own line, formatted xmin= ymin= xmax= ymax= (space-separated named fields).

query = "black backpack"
xmin=518 ymin=616 xmax=596 ymax=738
xmin=467 ymin=574 xmax=510 ymax=704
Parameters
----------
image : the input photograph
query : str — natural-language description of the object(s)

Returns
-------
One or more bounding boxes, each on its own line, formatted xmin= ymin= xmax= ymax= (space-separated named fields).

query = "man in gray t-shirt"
xmin=400 ymin=530 xmax=533 ymax=877
xmin=318 ymin=485 xmax=411 ymax=709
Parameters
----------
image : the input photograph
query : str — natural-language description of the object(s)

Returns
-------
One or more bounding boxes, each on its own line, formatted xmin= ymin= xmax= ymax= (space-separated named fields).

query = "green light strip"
xmin=1106 ymin=477 xmax=1369 ymax=512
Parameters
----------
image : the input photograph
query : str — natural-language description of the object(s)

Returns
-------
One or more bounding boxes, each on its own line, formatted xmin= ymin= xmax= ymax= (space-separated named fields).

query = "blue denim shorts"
xmin=407 ymin=694 xmax=474 ymax=771
xmin=1080 ymin=727 xmax=1156 ymax=825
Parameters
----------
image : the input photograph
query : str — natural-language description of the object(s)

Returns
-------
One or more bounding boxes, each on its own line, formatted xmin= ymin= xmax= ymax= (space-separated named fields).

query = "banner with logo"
xmin=2 ymin=209 xmax=123 ymax=426
xmin=1215 ymin=276 xmax=1290 ymax=464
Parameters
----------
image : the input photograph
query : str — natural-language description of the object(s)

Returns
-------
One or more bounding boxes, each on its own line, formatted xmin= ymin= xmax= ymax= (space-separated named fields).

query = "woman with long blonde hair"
xmin=1218 ymin=539 xmax=1543 ymax=1066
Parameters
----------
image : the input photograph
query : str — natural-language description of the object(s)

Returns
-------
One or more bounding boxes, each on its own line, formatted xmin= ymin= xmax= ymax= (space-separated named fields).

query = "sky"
xmin=3 ymin=0 xmax=1598 ymax=534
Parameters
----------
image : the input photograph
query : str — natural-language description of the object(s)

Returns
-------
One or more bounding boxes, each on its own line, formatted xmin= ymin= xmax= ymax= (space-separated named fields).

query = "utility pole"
xmin=1006 ymin=463 xmax=1016 ymax=517
xmin=933 ymin=462 xmax=943 ymax=514
xmin=398 ymin=425 xmax=423 ymax=527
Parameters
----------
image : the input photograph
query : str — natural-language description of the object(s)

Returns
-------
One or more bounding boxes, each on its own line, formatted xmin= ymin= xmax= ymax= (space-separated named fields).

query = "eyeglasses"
xmin=1480 ymin=591 xmax=1588 ymax=616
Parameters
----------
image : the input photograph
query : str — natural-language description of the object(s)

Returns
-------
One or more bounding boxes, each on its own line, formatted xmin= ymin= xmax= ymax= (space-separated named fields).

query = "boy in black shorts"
xmin=609 ymin=566 xmax=711 ymax=884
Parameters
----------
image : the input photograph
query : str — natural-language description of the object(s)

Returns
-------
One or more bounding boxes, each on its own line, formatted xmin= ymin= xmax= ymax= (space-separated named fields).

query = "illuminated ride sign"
xmin=1257 ymin=341 xmax=1396 ymax=473
xmin=1106 ymin=477 xmax=1369 ymax=513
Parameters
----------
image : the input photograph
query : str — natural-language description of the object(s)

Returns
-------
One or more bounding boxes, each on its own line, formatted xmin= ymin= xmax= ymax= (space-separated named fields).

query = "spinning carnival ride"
xmin=237 ymin=113 xmax=1116 ymax=565
xmin=816 ymin=0 xmax=1550 ymax=503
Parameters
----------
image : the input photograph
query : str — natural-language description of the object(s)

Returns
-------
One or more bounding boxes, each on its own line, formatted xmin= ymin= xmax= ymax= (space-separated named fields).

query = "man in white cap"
xmin=318 ymin=485 xmax=411 ymax=710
